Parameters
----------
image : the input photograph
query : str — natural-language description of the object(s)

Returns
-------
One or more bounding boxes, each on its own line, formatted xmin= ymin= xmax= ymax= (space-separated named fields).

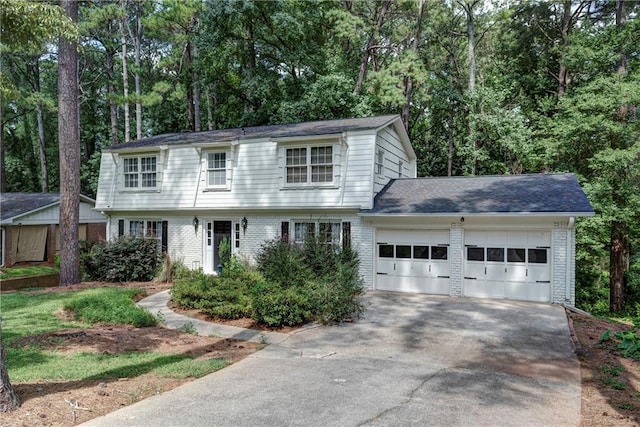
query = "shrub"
xmin=309 ymin=247 xmax=365 ymax=324
xmin=64 ymin=288 xmax=158 ymax=327
xmin=256 ymin=238 xmax=311 ymax=287
xmin=171 ymin=268 xmax=261 ymax=319
xmin=80 ymin=236 xmax=161 ymax=282
xmin=251 ymin=281 xmax=313 ymax=327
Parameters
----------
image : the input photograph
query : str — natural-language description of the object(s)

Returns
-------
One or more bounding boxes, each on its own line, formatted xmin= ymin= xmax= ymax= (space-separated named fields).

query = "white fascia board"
xmin=103 ymin=146 xmax=162 ymax=155
xmin=270 ymin=133 xmax=343 ymax=143
xmin=359 ymin=211 xmax=595 ymax=218
xmin=98 ymin=206 xmax=362 ymax=214
xmin=192 ymin=140 xmax=239 ymax=148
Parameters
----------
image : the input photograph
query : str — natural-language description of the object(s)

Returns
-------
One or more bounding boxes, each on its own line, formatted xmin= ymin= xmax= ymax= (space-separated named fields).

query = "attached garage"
xmin=362 ymin=173 xmax=594 ymax=305
xmin=376 ymin=229 xmax=450 ymax=294
xmin=464 ymin=230 xmax=551 ymax=302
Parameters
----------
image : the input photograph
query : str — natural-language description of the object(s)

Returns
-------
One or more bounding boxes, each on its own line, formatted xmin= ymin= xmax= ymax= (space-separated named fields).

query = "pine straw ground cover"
xmin=1 ymin=282 xmax=640 ymax=426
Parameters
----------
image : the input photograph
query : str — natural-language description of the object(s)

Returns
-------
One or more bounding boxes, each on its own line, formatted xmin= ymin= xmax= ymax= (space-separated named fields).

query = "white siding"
xmin=96 ymin=130 xmax=401 ymax=211
xmin=372 ymin=127 xmax=416 ymax=198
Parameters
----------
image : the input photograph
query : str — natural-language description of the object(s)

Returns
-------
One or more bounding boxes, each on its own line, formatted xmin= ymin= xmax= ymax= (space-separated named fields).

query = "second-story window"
xmin=285 ymin=145 xmax=333 ymax=185
xmin=207 ymin=152 xmax=226 ymax=187
xmin=123 ymin=155 xmax=157 ymax=189
xmin=375 ymin=148 xmax=384 ymax=175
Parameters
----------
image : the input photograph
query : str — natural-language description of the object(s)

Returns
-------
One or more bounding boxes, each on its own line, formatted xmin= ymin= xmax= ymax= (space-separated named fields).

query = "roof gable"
xmin=364 ymin=174 xmax=594 ymax=216
xmin=104 ymin=115 xmax=403 ymax=151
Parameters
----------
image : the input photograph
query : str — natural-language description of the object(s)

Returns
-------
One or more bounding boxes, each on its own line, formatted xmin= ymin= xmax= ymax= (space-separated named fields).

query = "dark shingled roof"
xmin=1 ymin=193 xmax=94 ymax=222
xmin=364 ymin=174 xmax=594 ymax=215
xmin=106 ymin=115 xmax=400 ymax=150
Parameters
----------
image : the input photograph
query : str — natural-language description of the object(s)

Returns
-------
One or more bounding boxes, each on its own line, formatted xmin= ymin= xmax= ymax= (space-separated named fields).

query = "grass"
xmin=0 ymin=265 xmax=59 ymax=279
xmin=1 ymin=288 xmax=229 ymax=382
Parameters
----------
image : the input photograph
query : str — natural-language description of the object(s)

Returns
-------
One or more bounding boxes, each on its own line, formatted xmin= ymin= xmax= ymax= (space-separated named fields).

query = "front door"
xmin=204 ymin=220 xmax=232 ymax=273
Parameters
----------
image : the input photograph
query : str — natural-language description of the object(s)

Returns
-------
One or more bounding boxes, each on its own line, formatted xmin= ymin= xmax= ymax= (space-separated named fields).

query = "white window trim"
xmin=119 ymin=153 xmax=162 ymax=192
xmin=202 ymin=148 xmax=234 ymax=191
xmin=279 ymin=142 xmax=341 ymax=189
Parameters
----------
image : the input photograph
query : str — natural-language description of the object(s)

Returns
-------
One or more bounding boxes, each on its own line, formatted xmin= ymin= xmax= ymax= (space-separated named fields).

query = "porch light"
xmin=193 ymin=216 xmax=199 ymax=233
xmin=241 ymin=216 xmax=248 ymax=234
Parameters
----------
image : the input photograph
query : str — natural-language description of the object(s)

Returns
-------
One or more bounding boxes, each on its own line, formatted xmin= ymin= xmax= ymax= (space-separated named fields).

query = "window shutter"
xmin=118 ymin=220 xmax=124 ymax=237
xmin=161 ymin=221 xmax=168 ymax=253
xmin=281 ymin=221 xmax=289 ymax=243
xmin=342 ymin=221 xmax=351 ymax=249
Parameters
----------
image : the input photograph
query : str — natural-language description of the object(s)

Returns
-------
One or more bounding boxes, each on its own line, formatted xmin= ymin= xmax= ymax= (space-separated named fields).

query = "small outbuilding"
xmin=0 ymin=193 xmax=106 ymax=267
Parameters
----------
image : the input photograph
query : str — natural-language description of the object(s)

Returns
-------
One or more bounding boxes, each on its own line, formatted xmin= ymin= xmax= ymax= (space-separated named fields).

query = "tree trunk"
xmin=401 ymin=0 xmax=425 ymax=132
xmin=105 ymin=51 xmax=119 ymax=145
xmin=353 ymin=0 xmax=391 ymax=95
xmin=193 ymin=42 xmax=201 ymax=132
xmin=463 ymin=0 xmax=477 ymax=94
xmin=0 ymin=318 xmax=20 ymax=412
xmin=58 ymin=0 xmax=81 ymax=287
xmin=133 ymin=0 xmax=143 ymax=140
xmin=0 ymin=100 xmax=5 ymax=193
xmin=120 ymin=0 xmax=130 ymax=142
xmin=609 ymin=221 xmax=629 ymax=312
xmin=185 ymin=40 xmax=195 ymax=131
xmin=32 ymin=57 xmax=49 ymax=192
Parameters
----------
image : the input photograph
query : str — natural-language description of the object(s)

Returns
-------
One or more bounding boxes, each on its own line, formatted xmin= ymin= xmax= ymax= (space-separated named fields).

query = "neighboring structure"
xmin=0 ymin=193 xmax=106 ymax=267
xmin=95 ymin=115 xmax=594 ymax=304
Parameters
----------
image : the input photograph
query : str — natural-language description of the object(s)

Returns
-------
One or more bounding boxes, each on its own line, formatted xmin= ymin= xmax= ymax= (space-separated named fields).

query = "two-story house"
xmin=95 ymin=115 xmax=593 ymax=305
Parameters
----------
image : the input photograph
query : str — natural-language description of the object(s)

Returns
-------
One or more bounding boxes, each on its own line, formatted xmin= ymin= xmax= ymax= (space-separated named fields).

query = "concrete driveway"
xmin=84 ymin=292 xmax=580 ymax=427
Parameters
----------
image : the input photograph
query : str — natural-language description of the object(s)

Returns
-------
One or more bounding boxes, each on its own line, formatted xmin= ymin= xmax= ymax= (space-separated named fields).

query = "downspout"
xmin=566 ymin=217 xmax=575 ymax=303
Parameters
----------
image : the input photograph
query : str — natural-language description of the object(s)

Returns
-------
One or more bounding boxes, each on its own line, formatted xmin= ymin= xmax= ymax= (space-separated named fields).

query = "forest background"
xmin=1 ymin=0 xmax=639 ymax=315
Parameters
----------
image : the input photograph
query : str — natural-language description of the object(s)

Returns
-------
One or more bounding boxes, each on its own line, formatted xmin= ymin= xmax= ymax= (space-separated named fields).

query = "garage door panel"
xmin=463 ymin=230 xmax=552 ymax=303
xmin=506 ymin=282 xmax=550 ymax=302
xmin=376 ymin=229 xmax=450 ymax=295
xmin=464 ymin=279 xmax=504 ymax=299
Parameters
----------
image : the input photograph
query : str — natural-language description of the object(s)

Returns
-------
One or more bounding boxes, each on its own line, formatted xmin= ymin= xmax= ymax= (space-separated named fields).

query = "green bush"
xmin=171 ymin=268 xmax=260 ymax=319
xmin=256 ymin=238 xmax=311 ymax=287
xmin=64 ymin=288 xmax=158 ymax=327
xmin=251 ymin=281 xmax=313 ymax=327
xmin=80 ymin=237 xmax=161 ymax=282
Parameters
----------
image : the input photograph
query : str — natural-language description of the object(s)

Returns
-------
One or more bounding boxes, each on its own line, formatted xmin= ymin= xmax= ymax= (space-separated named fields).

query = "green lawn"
xmin=0 ymin=265 xmax=59 ymax=279
xmin=0 ymin=288 xmax=228 ymax=382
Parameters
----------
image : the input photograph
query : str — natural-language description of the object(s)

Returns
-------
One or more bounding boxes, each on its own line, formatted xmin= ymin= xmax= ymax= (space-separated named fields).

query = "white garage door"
xmin=464 ymin=231 xmax=551 ymax=302
xmin=376 ymin=229 xmax=450 ymax=294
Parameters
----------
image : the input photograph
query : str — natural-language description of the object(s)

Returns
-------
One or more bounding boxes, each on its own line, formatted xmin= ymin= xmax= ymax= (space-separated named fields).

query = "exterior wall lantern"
xmin=193 ymin=216 xmax=199 ymax=233
xmin=241 ymin=216 xmax=248 ymax=234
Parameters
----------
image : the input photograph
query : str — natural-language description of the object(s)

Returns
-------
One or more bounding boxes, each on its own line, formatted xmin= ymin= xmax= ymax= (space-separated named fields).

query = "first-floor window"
xmin=128 ymin=220 xmax=162 ymax=247
xmin=293 ymin=220 xmax=342 ymax=248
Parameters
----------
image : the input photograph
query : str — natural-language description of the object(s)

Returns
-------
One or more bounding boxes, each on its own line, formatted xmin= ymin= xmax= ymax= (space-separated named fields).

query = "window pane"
xmin=286 ymin=148 xmax=306 ymax=166
xmin=467 ymin=247 xmax=484 ymax=261
xmin=396 ymin=245 xmax=411 ymax=259
xmin=379 ymin=244 xmax=393 ymax=258
xmin=528 ymin=248 xmax=547 ymax=264
xmin=124 ymin=174 xmax=138 ymax=188
xmin=124 ymin=158 xmax=138 ymax=173
xmin=487 ymin=247 xmax=504 ymax=262
xmin=507 ymin=248 xmax=526 ymax=263
xmin=286 ymin=166 xmax=307 ymax=183
xmin=141 ymin=157 xmax=156 ymax=172
xmin=311 ymin=165 xmax=333 ymax=183
xmin=141 ymin=172 xmax=156 ymax=187
xmin=413 ymin=245 xmax=429 ymax=259
xmin=129 ymin=220 xmax=144 ymax=238
xmin=208 ymin=170 xmax=226 ymax=186
xmin=319 ymin=222 xmax=340 ymax=245
xmin=311 ymin=146 xmax=332 ymax=164
xmin=294 ymin=222 xmax=315 ymax=244
xmin=431 ymin=246 xmax=448 ymax=260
